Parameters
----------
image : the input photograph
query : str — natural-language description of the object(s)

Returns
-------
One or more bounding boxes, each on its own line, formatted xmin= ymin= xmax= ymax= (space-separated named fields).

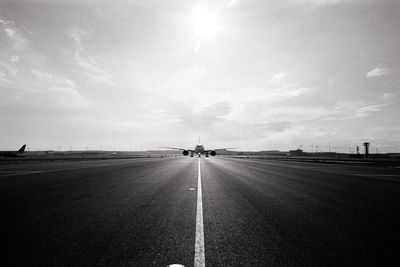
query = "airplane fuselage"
xmin=0 ymin=145 xmax=26 ymax=157
xmin=194 ymin=144 xmax=205 ymax=154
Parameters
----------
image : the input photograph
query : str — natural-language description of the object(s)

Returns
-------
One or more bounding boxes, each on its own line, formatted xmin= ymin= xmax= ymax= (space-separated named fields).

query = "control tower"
xmin=363 ymin=142 xmax=370 ymax=158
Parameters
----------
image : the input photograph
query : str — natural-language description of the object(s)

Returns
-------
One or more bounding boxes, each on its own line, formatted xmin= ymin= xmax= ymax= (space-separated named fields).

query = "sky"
xmin=0 ymin=0 xmax=399 ymax=152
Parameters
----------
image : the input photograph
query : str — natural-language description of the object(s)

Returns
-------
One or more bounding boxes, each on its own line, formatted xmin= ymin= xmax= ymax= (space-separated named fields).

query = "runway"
xmin=1 ymin=157 xmax=399 ymax=266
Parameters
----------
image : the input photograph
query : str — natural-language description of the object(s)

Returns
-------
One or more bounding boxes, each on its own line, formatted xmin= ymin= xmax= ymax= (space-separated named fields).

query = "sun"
xmin=192 ymin=7 xmax=220 ymax=39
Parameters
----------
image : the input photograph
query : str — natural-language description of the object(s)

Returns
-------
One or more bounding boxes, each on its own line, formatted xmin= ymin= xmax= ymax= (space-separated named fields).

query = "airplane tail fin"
xmin=19 ymin=144 xmax=26 ymax=153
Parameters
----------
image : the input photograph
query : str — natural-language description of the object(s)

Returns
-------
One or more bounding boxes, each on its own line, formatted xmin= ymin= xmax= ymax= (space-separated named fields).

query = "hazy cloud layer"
xmin=0 ymin=0 xmax=399 ymax=152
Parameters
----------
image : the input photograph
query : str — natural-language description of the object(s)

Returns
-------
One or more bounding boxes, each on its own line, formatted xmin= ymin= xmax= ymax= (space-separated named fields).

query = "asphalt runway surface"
xmin=1 ymin=157 xmax=400 ymax=266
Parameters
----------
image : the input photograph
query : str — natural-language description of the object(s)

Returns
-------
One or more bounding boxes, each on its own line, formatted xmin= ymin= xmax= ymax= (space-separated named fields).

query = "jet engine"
xmin=182 ymin=150 xmax=189 ymax=156
xmin=210 ymin=150 xmax=216 ymax=156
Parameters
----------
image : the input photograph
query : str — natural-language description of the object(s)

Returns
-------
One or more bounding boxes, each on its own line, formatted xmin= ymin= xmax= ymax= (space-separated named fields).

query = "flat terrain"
xmin=1 ymin=157 xmax=399 ymax=266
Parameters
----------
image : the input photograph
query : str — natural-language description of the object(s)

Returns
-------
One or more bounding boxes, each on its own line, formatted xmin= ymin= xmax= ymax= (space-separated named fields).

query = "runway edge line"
xmin=194 ymin=158 xmax=205 ymax=267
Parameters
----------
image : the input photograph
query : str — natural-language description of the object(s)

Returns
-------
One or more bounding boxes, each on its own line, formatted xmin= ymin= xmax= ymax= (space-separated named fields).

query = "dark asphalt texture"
xmin=1 ymin=157 xmax=400 ymax=266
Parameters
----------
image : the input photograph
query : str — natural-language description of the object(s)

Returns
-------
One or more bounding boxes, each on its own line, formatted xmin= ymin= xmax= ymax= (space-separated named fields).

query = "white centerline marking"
xmin=194 ymin=158 xmax=205 ymax=267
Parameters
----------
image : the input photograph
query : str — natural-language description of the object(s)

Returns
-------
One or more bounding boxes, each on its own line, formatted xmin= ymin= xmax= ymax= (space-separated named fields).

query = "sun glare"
xmin=192 ymin=7 xmax=219 ymax=39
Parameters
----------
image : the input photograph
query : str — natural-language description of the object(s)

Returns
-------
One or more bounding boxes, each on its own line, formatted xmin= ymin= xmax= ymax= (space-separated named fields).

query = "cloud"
xmin=227 ymin=0 xmax=238 ymax=8
xmin=295 ymin=0 xmax=348 ymax=5
xmin=70 ymin=28 xmax=83 ymax=46
xmin=179 ymin=101 xmax=294 ymax=141
xmin=366 ymin=66 xmax=392 ymax=78
xmin=382 ymin=93 xmax=394 ymax=100
xmin=256 ymin=100 xmax=388 ymax=124
xmin=273 ymin=83 xmax=311 ymax=98
xmin=70 ymin=28 xmax=114 ymax=85
xmin=354 ymin=104 xmax=388 ymax=118
xmin=50 ymin=82 xmax=90 ymax=110
xmin=181 ymin=101 xmax=233 ymax=129
xmin=32 ymin=69 xmax=54 ymax=81
xmin=4 ymin=28 xmax=16 ymax=37
xmin=0 ymin=62 xmax=18 ymax=76
xmin=10 ymin=55 xmax=20 ymax=62
xmin=0 ymin=72 xmax=12 ymax=83
xmin=207 ymin=102 xmax=232 ymax=116
xmin=0 ymin=19 xmax=15 ymax=25
xmin=4 ymin=27 xmax=28 ymax=51
xmin=319 ymin=101 xmax=389 ymax=120
xmin=265 ymin=121 xmax=292 ymax=132
xmin=33 ymin=78 xmax=90 ymax=110
xmin=28 ymin=67 xmax=91 ymax=110
xmin=272 ymin=72 xmax=286 ymax=80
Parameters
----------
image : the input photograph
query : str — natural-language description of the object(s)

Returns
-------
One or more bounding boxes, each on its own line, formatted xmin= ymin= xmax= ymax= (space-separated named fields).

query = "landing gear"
xmin=205 ymin=153 xmax=209 ymax=157
xmin=190 ymin=152 xmax=194 ymax=157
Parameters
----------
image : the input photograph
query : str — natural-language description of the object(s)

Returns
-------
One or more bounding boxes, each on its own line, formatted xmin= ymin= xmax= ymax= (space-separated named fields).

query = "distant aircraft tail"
xmin=18 ymin=144 xmax=26 ymax=153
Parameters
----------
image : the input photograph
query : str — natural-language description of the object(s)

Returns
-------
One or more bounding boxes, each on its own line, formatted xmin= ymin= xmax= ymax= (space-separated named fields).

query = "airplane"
xmin=0 ymin=144 xmax=26 ymax=157
xmin=162 ymin=140 xmax=236 ymax=157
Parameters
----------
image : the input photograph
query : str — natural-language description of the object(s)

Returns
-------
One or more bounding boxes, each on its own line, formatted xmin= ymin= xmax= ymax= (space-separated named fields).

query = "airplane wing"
xmin=160 ymin=147 xmax=195 ymax=152
xmin=204 ymin=147 xmax=238 ymax=152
